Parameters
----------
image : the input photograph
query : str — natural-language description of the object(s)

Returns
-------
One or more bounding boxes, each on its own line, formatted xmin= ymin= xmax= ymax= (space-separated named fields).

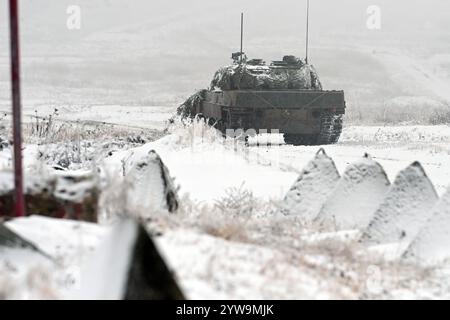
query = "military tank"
xmin=177 ymin=53 xmax=345 ymax=146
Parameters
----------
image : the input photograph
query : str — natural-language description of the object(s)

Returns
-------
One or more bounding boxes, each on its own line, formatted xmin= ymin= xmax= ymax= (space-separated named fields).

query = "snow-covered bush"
xmin=22 ymin=112 xmax=164 ymax=170
xmin=345 ymin=96 xmax=450 ymax=125
xmin=214 ymin=184 xmax=258 ymax=217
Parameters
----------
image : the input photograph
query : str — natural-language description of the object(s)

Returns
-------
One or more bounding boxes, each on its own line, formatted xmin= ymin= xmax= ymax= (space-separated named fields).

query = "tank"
xmin=177 ymin=54 xmax=345 ymax=146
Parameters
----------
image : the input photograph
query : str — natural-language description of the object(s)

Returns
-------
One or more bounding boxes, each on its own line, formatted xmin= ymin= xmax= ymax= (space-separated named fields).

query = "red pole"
xmin=9 ymin=0 xmax=25 ymax=217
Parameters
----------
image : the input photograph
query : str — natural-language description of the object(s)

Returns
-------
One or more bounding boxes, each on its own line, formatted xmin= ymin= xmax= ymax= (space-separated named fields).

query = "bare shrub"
xmin=25 ymin=110 xmax=163 ymax=145
xmin=166 ymin=116 xmax=224 ymax=149
xmin=214 ymin=183 xmax=259 ymax=217
xmin=21 ymin=110 xmax=165 ymax=170
xmin=429 ymin=106 xmax=450 ymax=125
xmin=344 ymin=96 xmax=450 ymax=125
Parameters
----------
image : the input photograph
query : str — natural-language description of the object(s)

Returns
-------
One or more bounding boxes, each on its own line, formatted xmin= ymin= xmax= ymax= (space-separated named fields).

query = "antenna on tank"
xmin=240 ymin=12 xmax=244 ymax=64
xmin=305 ymin=0 xmax=310 ymax=64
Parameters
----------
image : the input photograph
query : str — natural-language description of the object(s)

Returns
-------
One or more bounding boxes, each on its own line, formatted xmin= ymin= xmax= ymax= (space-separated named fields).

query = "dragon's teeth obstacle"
xmin=282 ymin=149 xmax=340 ymax=222
xmin=0 ymin=170 xmax=99 ymax=222
xmin=314 ymin=154 xmax=391 ymax=231
xmin=281 ymin=151 xmax=450 ymax=263
xmin=403 ymin=185 xmax=450 ymax=263
xmin=360 ymin=162 xmax=439 ymax=245
xmin=1 ymin=217 xmax=185 ymax=300
xmin=124 ymin=150 xmax=179 ymax=215
xmin=0 ymin=150 xmax=179 ymax=222
xmin=69 ymin=218 xmax=184 ymax=300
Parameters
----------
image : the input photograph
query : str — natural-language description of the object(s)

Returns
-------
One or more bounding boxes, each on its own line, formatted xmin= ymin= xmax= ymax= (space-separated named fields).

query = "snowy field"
xmin=2 ymin=118 xmax=450 ymax=299
xmin=1 ymin=0 xmax=450 ymax=300
xmin=1 ymin=54 xmax=450 ymax=298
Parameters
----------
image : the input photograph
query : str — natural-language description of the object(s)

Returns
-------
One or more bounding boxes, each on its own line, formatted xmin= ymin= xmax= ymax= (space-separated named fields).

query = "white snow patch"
xmin=361 ymin=162 xmax=439 ymax=245
xmin=124 ymin=150 xmax=177 ymax=215
xmin=315 ymin=155 xmax=391 ymax=231
xmin=282 ymin=149 xmax=340 ymax=223
xmin=340 ymin=125 xmax=450 ymax=145
xmin=68 ymin=219 xmax=137 ymax=300
xmin=299 ymin=230 xmax=360 ymax=244
xmin=5 ymin=216 xmax=107 ymax=265
xmin=0 ymin=246 xmax=54 ymax=299
xmin=156 ymin=229 xmax=337 ymax=300
xmin=403 ymin=186 xmax=450 ymax=264
xmin=0 ymin=170 xmax=54 ymax=197
xmin=1 ymin=216 xmax=108 ymax=299
xmin=103 ymin=123 xmax=297 ymax=203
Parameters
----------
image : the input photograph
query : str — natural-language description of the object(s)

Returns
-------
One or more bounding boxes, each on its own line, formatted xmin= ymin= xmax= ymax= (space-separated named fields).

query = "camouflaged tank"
xmin=177 ymin=54 xmax=345 ymax=146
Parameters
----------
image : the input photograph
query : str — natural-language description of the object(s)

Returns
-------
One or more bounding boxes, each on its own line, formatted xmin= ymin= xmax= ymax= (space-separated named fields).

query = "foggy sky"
xmin=0 ymin=0 xmax=449 ymax=107
xmin=1 ymin=0 xmax=449 ymax=46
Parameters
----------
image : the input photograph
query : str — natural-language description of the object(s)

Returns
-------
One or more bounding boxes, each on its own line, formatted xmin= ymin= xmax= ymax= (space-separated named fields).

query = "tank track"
xmin=316 ymin=111 xmax=343 ymax=145
xmin=283 ymin=111 xmax=343 ymax=146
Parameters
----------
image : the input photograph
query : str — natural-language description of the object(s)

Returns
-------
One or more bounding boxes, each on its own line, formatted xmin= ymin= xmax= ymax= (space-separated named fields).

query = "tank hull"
xmin=198 ymin=90 xmax=345 ymax=138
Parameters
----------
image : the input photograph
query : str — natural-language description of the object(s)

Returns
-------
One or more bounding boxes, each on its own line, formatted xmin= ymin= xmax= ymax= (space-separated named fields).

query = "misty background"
xmin=0 ymin=0 xmax=450 ymax=124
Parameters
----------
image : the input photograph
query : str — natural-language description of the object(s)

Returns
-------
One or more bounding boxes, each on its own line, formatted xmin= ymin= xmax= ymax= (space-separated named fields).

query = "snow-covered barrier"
xmin=281 ymin=149 xmax=340 ymax=222
xmin=124 ymin=150 xmax=179 ymax=215
xmin=360 ymin=162 xmax=439 ymax=245
xmin=71 ymin=218 xmax=184 ymax=300
xmin=0 ymin=171 xmax=99 ymax=222
xmin=1 ymin=223 xmax=39 ymax=251
xmin=314 ymin=154 xmax=390 ymax=231
xmin=0 ymin=222 xmax=53 ymax=261
xmin=402 ymin=186 xmax=450 ymax=263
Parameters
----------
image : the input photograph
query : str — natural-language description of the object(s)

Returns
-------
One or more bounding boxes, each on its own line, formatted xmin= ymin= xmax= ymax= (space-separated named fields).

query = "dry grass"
xmin=136 ymin=183 xmax=442 ymax=299
xmin=345 ymin=100 xmax=450 ymax=126
xmin=166 ymin=116 xmax=225 ymax=149
xmin=23 ymin=110 xmax=164 ymax=144
xmin=2 ymin=109 xmax=446 ymax=299
xmin=0 ymin=111 xmax=166 ymax=171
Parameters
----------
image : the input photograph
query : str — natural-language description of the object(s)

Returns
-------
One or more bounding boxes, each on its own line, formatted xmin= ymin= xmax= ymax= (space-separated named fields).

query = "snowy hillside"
xmin=1 ymin=0 xmax=450 ymax=122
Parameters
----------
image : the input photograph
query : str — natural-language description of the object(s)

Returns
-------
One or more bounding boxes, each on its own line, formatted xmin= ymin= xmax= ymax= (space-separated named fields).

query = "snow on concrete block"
xmin=402 ymin=186 xmax=450 ymax=263
xmin=0 ymin=222 xmax=53 ymax=260
xmin=0 ymin=170 xmax=57 ymax=218
xmin=0 ymin=170 xmax=99 ymax=222
xmin=53 ymin=172 xmax=99 ymax=222
xmin=360 ymin=162 xmax=439 ymax=245
xmin=124 ymin=222 xmax=185 ymax=299
xmin=0 ymin=223 xmax=39 ymax=251
xmin=314 ymin=154 xmax=390 ymax=231
xmin=125 ymin=150 xmax=179 ymax=215
xmin=71 ymin=218 xmax=184 ymax=300
xmin=281 ymin=149 xmax=340 ymax=223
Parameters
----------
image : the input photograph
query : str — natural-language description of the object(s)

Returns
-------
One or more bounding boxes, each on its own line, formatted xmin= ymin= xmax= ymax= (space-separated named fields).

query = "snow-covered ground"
xmin=1 ymin=0 xmax=450 ymax=300
xmin=2 ymin=119 xmax=450 ymax=299
xmin=249 ymin=125 xmax=450 ymax=196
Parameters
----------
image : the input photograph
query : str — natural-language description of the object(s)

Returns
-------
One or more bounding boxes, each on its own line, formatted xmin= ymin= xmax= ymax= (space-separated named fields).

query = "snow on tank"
xmin=210 ymin=54 xmax=322 ymax=91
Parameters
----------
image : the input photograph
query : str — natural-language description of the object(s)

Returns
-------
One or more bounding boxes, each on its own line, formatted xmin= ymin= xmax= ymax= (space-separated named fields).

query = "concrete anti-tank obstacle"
xmin=70 ymin=218 xmax=185 ymax=300
xmin=314 ymin=154 xmax=390 ymax=231
xmin=281 ymin=149 xmax=340 ymax=223
xmin=403 ymin=185 xmax=450 ymax=263
xmin=360 ymin=162 xmax=439 ymax=245
xmin=0 ymin=170 xmax=99 ymax=222
xmin=125 ymin=150 xmax=179 ymax=215
xmin=0 ymin=222 xmax=53 ymax=260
